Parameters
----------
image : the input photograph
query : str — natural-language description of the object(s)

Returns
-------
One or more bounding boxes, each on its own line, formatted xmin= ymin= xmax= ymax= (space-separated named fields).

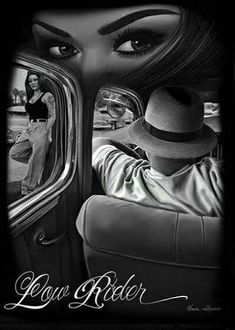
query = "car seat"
xmin=76 ymin=194 xmax=223 ymax=321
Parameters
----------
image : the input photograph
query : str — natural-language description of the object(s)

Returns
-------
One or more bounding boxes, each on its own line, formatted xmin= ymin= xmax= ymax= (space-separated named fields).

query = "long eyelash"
xmin=35 ymin=34 xmax=76 ymax=54
xmin=113 ymin=27 xmax=166 ymax=50
xmin=117 ymin=50 xmax=151 ymax=58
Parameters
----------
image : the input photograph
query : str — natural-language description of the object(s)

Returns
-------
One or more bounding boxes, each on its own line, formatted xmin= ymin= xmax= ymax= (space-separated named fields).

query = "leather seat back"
xmin=76 ymin=195 xmax=223 ymax=320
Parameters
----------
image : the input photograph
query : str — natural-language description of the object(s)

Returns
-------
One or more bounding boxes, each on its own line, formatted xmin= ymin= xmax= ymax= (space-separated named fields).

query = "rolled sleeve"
xmin=92 ymin=145 xmax=136 ymax=191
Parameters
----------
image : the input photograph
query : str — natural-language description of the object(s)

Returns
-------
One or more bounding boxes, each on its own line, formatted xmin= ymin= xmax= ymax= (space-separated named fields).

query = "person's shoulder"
xmin=200 ymin=157 xmax=223 ymax=168
xmin=42 ymin=92 xmax=54 ymax=102
xmin=196 ymin=157 xmax=223 ymax=179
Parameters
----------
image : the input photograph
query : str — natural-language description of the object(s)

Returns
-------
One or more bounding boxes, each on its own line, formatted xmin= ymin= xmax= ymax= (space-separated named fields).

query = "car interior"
xmin=2 ymin=1 xmax=232 ymax=329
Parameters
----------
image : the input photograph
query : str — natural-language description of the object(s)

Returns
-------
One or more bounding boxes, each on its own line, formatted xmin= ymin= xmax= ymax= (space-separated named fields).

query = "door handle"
xmin=34 ymin=228 xmax=66 ymax=247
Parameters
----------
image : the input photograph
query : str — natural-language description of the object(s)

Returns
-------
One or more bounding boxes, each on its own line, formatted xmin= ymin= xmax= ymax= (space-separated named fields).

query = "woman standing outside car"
xmin=9 ymin=71 xmax=56 ymax=195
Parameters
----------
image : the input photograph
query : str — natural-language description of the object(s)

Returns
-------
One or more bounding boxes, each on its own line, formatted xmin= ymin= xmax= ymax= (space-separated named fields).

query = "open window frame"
xmin=8 ymin=50 xmax=81 ymax=236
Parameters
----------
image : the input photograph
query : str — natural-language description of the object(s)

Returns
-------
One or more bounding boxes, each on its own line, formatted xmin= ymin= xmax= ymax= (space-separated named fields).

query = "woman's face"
xmin=33 ymin=5 xmax=180 ymax=91
xmin=28 ymin=74 xmax=40 ymax=91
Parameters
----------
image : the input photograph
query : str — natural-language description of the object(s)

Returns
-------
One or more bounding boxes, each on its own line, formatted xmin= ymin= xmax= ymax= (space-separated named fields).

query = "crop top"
xmin=25 ymin=93 xmax=48 ymax=120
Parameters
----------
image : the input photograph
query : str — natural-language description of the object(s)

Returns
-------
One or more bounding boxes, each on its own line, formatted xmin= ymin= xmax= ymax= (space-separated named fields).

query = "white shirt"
xmin=92 ymin=145 xmax=223 ymax=217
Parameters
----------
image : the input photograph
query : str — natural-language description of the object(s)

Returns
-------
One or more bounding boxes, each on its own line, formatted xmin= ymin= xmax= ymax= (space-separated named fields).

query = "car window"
xmin=92 ymin=82 xmax=223 ymax=161
xmin=93 ymin=86 xmax=140 ymax=139
xmin=7 ymin=67 xmax=61 ymax=205
xmin=198 ymin=86 xmax=222 ymax=160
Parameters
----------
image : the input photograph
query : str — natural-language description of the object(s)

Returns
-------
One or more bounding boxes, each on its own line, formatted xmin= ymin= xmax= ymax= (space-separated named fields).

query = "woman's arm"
xmin=42 ymin=92 xmax=56 ymax=131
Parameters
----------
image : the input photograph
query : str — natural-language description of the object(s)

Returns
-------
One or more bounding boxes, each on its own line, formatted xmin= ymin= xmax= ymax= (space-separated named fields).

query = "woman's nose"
xmin=73 ymin=48 xmax=122 ymax=97
xmin=79 ymin=50 xmax=110 ymax=90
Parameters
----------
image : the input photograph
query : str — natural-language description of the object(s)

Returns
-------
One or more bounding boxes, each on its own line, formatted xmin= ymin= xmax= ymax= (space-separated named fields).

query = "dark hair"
xmin=122 ymin=7 xmax=224 ymax=103
xmin=25 ymin=70 xmax=50 ymax=100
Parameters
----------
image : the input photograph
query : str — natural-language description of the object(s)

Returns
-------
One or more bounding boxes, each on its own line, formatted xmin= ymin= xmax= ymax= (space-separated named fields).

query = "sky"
xmin=10 ymin=68 xmax=27 ymax=91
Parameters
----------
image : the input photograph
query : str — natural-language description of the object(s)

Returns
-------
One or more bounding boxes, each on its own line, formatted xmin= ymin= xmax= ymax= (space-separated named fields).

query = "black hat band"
xmin=142 ymin=120 xmax=202 ymax=142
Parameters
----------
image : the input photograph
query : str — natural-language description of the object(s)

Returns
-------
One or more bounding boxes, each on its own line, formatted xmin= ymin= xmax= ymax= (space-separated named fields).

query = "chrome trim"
xmin=100 ymin=84 xmax=145 ymax=118
xmin=7 ymin=51 xmax=82 ymax=230
xmin=11 ymin=196 xmax=60 ymax=237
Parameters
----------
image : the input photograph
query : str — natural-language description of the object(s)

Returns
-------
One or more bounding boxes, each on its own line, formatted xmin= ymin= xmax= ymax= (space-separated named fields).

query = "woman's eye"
xmin=113 ymin=29 xmax=165 ymax=57
xmin=48 ymin=44 xmax=79 ymax=58
xmin=115 ymin=39 xmax=154 ymax=54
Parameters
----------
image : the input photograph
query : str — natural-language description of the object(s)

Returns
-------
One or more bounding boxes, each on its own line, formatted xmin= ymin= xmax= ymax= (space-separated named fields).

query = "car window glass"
xmin=200 ymin=86 xmax=222 ymax=159
xmin=93 ymin=82 xmax=223 ymax=161
xmin=7 ymin=67 xmax=58 ymax=205
xmin=93 ymin=87 xmax=139 ymax=144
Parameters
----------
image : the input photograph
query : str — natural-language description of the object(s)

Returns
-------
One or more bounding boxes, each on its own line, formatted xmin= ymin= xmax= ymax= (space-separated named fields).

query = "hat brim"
xmin=128 ymin=118 xmax=218 ymax=159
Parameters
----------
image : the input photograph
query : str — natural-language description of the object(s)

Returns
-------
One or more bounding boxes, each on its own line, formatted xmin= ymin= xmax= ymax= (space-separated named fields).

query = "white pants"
xmin=9 ymin=122 xmax=50 ymax=195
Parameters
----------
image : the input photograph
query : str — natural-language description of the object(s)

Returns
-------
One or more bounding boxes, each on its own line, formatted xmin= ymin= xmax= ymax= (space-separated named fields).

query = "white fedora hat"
xmin=128 ymin=86 xmax=218 ymax=159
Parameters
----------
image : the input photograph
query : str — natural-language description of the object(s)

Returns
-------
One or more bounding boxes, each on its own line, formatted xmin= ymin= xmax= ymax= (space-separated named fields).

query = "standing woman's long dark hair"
xmin=25 ymin=71 xmax=52 ymax=101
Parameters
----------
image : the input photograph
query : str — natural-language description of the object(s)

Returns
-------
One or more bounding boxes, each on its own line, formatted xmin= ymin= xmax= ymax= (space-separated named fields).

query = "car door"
xmin=5 ymin=49 xmax=87 ymax=313
xmin=4 ymin=46 xmax=145 ymax=316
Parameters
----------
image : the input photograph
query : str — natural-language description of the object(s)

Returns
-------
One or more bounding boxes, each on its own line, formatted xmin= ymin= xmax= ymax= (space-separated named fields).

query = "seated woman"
xmin=92 ymin=86 xmax=223 ymax=217
xmin=9 ymin=71 xmax=56 ymax=195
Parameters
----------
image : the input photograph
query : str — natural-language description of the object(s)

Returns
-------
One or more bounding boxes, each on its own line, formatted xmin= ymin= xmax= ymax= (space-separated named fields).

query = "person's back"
xmin=92 ymin=86 xmax=223 ymax=217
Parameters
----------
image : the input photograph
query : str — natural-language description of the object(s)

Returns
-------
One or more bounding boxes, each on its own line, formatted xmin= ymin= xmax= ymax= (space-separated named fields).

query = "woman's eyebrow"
xmin=32 ymin=20 xmax=72 ymax=38
xmin=98 ymin=9 xmax=179 ymax=35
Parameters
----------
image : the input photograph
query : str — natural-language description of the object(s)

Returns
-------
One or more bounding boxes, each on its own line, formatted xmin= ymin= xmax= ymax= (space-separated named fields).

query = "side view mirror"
xmin=93 ymin=85 xmax=144 ymax=131
xmin=95 ymin=86 xmax=144 ymax=120
xmin=106 ymin=101 xmax=126 ymax=118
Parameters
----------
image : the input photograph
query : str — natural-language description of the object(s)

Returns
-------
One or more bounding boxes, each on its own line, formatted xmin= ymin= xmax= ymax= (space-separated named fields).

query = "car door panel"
xmin=6 ymin=52 xmax=87 ymax=312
